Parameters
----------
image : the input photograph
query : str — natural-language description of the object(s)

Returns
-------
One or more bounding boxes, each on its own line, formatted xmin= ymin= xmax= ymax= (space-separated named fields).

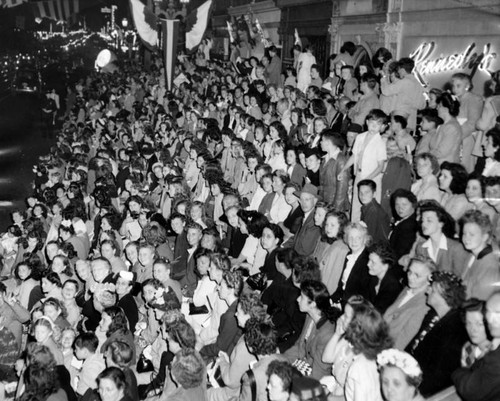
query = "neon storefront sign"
xmin=409 ymin=41 xmax=497 ymax=86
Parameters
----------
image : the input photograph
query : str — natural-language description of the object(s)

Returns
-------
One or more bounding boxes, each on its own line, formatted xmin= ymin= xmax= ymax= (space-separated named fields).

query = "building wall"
xmin=393 ymin=0 xmax=500 ymax=92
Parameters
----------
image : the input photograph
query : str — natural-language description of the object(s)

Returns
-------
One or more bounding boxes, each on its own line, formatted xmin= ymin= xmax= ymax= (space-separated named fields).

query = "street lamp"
xmin=153 ymin=0 xmax=189 ymax=20
xmin=122 ymin=18 xmax=128 ymax=29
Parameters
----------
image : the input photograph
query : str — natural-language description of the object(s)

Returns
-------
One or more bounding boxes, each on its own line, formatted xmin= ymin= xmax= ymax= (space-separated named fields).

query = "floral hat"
xmin=377 ymin=349 xmax=422 ymax=380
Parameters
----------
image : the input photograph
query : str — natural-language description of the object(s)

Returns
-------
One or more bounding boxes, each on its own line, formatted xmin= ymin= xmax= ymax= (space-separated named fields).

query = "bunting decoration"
xmin=0 ymin=0 xmax=27 ymax=8
xmin=130 ymin=0 xmax=158 ymax=51
xmin=161 ymin=18 xmax=179 ymax=92
xmin=185 ymin=0 xmax=213 ymax=52
xmin=33 ymin=0 xmax=79 ymax=21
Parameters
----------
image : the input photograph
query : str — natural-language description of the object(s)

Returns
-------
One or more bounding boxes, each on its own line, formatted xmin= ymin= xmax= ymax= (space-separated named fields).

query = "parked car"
xmin=11 ymin=67 xmax=42 ymax=95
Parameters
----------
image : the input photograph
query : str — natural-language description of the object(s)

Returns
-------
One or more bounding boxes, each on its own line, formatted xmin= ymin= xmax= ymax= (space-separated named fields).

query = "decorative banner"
xmin=0 ymin=0 xmax=27 ymax=8
xmin=32 ymin=0 xmax=79 ymax=21
xmin=161 ymin=18 xmax=179 ymax=92
xmin=130 ymin=0 xmax=158 ymax=51
xmin=185 ymin=0 xmax=213 ymax=51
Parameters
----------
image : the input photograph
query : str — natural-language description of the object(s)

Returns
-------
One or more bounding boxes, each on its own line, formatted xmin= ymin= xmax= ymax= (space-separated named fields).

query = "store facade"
xmin=391 ymin=0 xmax=499 ymax=92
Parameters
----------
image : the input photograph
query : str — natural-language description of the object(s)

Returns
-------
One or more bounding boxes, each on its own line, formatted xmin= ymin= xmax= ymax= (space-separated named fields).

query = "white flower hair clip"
xmin=377 ymin=349 xmax=422 ymax=379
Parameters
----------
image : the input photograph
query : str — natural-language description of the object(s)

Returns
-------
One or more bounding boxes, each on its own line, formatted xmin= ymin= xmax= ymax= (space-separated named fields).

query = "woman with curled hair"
xmin=411 ymin=152 xmax=441 ymax=202
xmin=41 ymin=271 xmax=64 ymax=302
xmin=19 ymin=363 xmax=65 ymax=401
xmin=284 ymin=280 xmax=341 ymax=379
xmin=42 ymin=297 xmax=70 ymax=342
xmin=429 ymin=92 xmax=462 ymax=164
xmin=481 ymin=126 xmax=500 ymax=177
xmin=404 ymin=200 xmax=468 ymax=276
xmin=97 ymin=367 xmax=133 ymax=401
xmin=200 ymin=270 xmax=243 ymax=361
xmin=98 ymin=306 xmax=136 ymax=366
xmin=406 ymin=271 xmax=467 ymax=396
xmin=459 ymin=298 xmax=491 ymax=368
xmin=231 ymin=210 xmax=269 ymax=275
xmin=238 ymin=316 xmax=286 ymax=401
xmin=313 ymin=210 xmax=349 ymax=295
xmin=168 ymin=349 xmax=207 ymax=401
xmin=142 ymin=223 xmax=174 ymax=262
xmin=325 ymin=300 xmax=392 ymax=401
xmin=366 ymin=242 xmax=404 ymax=314
xmin=460 ymin=210 xmax=500 ymax=300
xmin=438 ymin=161 xmax=471 ymax=220
xmin=377 ymin=349 xmax=425 ymax=401
xmin=104 ymin=341 xmax=138 ymax=401
xmin=207 ymin=291 xmax=266 ymax=401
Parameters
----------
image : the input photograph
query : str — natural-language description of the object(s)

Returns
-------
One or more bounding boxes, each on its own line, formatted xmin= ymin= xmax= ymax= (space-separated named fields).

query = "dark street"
xmin=0 ymin=93 xmax=53 ymax=229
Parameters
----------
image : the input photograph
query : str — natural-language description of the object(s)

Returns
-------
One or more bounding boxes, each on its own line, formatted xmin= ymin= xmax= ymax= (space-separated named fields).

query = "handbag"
xmin=246 ymin=272 xmax=267 ymax=291
xmin=137 ymin=352 xmax=154 ymax=373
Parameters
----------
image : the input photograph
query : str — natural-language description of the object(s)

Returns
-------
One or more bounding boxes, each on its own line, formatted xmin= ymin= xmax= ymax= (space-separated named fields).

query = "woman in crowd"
xmin=429 ymin=92 xmax=462 ymax=164
xmin=97 ymin=367 xmax=135 ymax=401
xmin=207 ymin=291 xmax=264 ymax=401
xmin=460 ymin=298 xmax=491 ymax=368
xmin=32 ymin=316 xmax=64 ymax=365
xmin=313 ymin=210 xmax=349 ymax=294
xmin=438 ymin=162 xmax=471 ymax=220
xmin=98 ymin=306 xmax=136 ymax=366
xmin=366 ymin=242 xmax=404 ymax=314
xmin=481 ymin=127 xmax=500 ymax=177
xmin=285 ymin=280 xmax=340 ymax=379
xmin=411 ymin=153 xmax=442 ymax=202
xmin=331 ymin=222 xmax=371 ymax=305
xmin=231 ymin=210 xmax=268 ymax=275
xmin=460 ymin=210 xmax=499 ymax=300
xmin=406 ymin=271 xmax=468 ymax=396
xmin=341 ymin=301 xmax=393 ymax=401
xmin=377 ymin=348 xmax=425 ymax=401
xmin=404 ymin=201 xmax=468 ymax=276
xmin=464 ymin=173 xmax=497 ymax=220
xmin=384 ymin=257 xmax=434 ymax=350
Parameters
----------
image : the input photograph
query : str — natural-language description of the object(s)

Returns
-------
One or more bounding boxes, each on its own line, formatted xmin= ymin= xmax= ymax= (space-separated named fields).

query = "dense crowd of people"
xmin=0 ymin=39 xmax=500 ymax=401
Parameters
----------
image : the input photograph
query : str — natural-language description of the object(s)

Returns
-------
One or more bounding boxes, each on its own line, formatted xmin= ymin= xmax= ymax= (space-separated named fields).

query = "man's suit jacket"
xmin=293 ymin=210 xmax=321 ymax=257
xmin=367 ymin=268 xmax=404 ymax=314
xmin=331 ymin=248 xmax=371 ymax=304
xmin=319 ymin=154 xmax=350 ymax=211
xmin=389 ymin=214 xmax=418 ymax=261
xmin=453 ymin=345 xmax=500 ymax=401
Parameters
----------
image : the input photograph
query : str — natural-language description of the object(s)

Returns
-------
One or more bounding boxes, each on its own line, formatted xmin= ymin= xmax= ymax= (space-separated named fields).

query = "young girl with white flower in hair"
xmin=377 ymin=348 xmax=425 ymax=401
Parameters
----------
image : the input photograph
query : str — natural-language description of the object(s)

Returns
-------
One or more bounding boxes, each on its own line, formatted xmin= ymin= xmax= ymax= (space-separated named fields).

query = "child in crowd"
xmin=74 ymin=332 xmax=106 ymax=397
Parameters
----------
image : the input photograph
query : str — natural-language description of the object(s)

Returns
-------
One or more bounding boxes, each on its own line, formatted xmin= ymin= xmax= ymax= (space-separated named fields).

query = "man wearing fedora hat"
xmin=293 ymin=183 xmax=321 ymax=257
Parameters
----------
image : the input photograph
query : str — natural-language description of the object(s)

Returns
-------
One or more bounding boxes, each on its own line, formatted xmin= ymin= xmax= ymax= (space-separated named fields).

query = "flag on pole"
xmin=161 ymin=18 xmax=180 ymax=92
xmin=185 ymin=0 xmax=212 ymax=52
xmin=33 ymin=0 xmax=79 ymax=21
xmin=130 ymin=0 xmax=158 ymax=51
xmin=0 ymin=0 xmax=27 ymax=8
xmin=294 ymin=28 xmax=302 ymax=47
